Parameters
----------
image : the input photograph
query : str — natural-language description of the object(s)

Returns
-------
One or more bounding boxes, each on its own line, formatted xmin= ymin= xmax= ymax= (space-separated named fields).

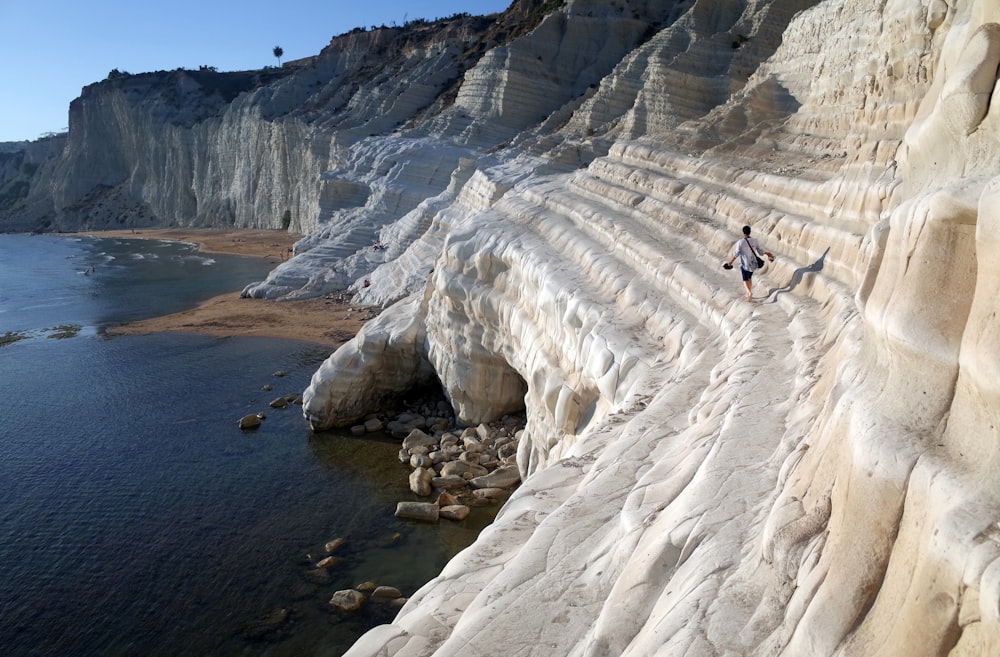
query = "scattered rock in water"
xmin=242 ymin=607 xmax=290 ymax=640
xmin=329 ymin=589 xmax=366 ymax=613
xmin=273 ymin=370 xmax=287 ymax=377
xmin=364 ymin=417 xmax=384 ymax=432
xmin=386 ymin=405 xmax=525 ymax=525
xmin=409 ymin=467 xmax=435 ymax=496
xmin=303 ymin=568 xmax=331 ymax=584
xmin=239 ymin=414 xmax=263 ymax=430
xmin=324 ymin=537 xmax=346 ymax=554
xmin=355 ymin=581 xmax=378 ymax=592
xmin=315 ymin=555 xmax=344 ymax=569
xmin=269 ymin=397 xmax=289 ymax=409
xmin=288 ymin=581 xmax=318 ymax=600
xmin=371 ymin=585 xmax=403 ymax=600
xmin=395 ymin=501 xmax=439 ymax=522
xmin=439 ymin=505 xmax=471 ymax=521
xmin=261 ymin=384 xmax=273 ymax=391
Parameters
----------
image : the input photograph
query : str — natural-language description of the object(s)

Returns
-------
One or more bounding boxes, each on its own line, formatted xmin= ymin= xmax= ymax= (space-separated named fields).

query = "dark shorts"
xmin=741 ymin=268 xmax=754 ymax=281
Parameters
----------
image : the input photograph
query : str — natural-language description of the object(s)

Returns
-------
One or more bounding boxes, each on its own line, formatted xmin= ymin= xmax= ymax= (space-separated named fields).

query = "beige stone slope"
xmin=304 ymin=2 xmax=1000 ymax=657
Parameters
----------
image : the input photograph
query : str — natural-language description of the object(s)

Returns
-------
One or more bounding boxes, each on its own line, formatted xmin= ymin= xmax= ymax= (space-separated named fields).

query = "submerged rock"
xmin=324 ymin=537 xmax=346 ymax=554
xmin=242 ymin=607 xmax=290 ymax=640
xmin=371 ymin=585 xmax=403 ymax=600
xmin=315 ymin=555 xmax=343 ymax=569
xmin=329 ymin=589 xmax=366 ymax=613
xmin=238 ymin=414 xmax=262 ymax=430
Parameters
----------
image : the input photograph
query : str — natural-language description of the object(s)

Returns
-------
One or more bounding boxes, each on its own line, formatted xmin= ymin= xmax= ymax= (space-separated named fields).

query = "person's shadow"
xmin=765 ymin=247 xmax=829 ymax=302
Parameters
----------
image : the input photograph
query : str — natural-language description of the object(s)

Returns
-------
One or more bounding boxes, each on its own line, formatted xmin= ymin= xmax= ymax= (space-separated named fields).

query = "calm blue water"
xmin=0 ymin=234 xmax=486 ymax=657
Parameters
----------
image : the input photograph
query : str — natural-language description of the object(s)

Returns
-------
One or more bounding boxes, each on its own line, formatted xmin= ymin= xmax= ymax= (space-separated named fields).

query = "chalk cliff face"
xmin=5 ymin=0 xmax=1000 ymax=655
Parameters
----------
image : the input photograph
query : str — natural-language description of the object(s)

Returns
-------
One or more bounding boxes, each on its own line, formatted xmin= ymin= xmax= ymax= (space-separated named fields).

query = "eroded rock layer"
xmin=4 ymin=0 xmax=1000 ymax=655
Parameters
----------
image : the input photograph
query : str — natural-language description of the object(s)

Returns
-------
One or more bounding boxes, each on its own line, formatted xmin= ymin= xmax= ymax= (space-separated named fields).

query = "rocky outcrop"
xmin=316 ymin=2 xmax=1000 ymax=657
xmin=7 ymin=0 xmax=1000 ymax=656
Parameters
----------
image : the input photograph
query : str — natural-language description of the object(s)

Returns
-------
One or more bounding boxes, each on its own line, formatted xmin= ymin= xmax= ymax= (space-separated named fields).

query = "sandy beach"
xmin=84 ymin=229 xmax=373 ymax=348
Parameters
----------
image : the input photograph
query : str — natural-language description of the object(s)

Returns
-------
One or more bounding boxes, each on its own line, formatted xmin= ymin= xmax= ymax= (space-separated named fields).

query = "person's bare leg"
xmin=744 ymin=279 xmax=753 ymax=300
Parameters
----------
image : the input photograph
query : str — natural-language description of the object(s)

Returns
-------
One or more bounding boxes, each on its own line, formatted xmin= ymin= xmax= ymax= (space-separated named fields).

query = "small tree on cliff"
xmin=272 ymin=46 xmax=284 ymax=67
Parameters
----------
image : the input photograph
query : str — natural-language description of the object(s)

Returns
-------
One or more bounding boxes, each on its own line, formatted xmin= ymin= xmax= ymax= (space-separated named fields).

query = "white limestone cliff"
xmin=305 ymin=1 xmax=1000 ymax=656
xmin=4 ymin=0 xmax=1000 ymax=655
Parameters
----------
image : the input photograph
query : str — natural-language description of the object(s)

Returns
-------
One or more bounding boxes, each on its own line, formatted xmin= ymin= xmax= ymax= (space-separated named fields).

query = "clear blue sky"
xmin=0 ymin=1 xmax=512 ymax=143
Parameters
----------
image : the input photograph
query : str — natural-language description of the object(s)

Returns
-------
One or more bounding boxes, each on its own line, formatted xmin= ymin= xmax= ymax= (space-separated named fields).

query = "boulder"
xmin=440 ymin=461 xmax=489 ymax=478
xmin=315 ymin=556 xmax=344 ymax=569
xmin=238 ymin=414 xmax=262 ymax=430
xmin=498 ymin=442 xmax=519 ymax=460
xmin=439 ymin=505 xmax=471 ymax=521
xmin=386 ymin=420 xmax=409 ymax=438
xmin=402 ymin=428 xmax=439 ymax=451
xmin=410 ymin=454 xmax=433 ymax=469
xmin=324 ymin=537 xmax=346 ymax=554
xmin=409 ymin=467 xmax=435 ymax=496
xmin=394 ymin=501 xmax=439 ymax=522
xmin=431 ymin=475 xmax=469 ymax=490
xmin=364 ymin=417 xmax=384 ymax=432
xmin=329 ymin=589 xmax=366 ymax=613
xmin=470 ymin=465 xmax=521 ymax=489
xmin=269 ymin=397 xmax=289 ymax=409
xmin=371 ymin=585 xmax=403 ymax=600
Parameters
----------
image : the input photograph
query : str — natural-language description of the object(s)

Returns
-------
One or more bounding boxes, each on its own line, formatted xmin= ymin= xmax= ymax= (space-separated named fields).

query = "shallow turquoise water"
xmin=0 ymin=235 xmax=488 ymax=657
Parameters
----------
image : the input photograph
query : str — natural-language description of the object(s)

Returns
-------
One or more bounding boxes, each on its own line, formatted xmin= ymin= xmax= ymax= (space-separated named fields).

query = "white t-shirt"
xmin=733 ymin=237 xmax=764 ymax=272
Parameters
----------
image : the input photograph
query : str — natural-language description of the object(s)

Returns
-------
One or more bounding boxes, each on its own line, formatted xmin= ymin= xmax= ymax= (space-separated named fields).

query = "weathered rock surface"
xmin=237 ymin=414 xmax=262 ymax=430
xmin=329 ymin=589 xmax=366 ymax=613
xmin=394 ymin=502 xmax=439 ymax=523
xmin=7 ymin=1 xmax=1000 ymax=656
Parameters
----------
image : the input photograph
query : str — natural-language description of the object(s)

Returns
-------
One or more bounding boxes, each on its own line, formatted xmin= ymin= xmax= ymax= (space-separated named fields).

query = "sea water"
xmin=0 ymin=234 xmax=487 ymax=657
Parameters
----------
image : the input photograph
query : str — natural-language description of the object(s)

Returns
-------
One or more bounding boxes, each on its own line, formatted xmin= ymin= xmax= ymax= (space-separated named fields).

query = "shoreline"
xmin=80 ymin=228 xmax=373 ymax=348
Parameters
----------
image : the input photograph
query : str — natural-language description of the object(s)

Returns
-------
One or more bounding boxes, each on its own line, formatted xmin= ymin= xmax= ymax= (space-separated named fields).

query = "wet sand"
xmin=83 ymin=229 xmax=372 ymax=348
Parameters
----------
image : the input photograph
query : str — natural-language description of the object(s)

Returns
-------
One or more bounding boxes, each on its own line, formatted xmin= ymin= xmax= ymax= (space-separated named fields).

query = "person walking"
xmin=723 ymin=225 xmax=774 ymax=301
